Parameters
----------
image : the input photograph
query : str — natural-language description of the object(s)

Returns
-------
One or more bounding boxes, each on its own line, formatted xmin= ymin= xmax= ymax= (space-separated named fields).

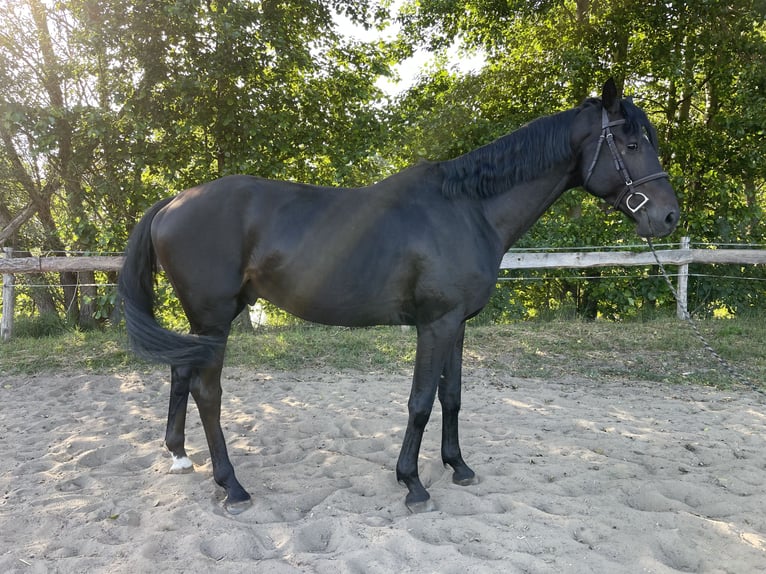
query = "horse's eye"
xmin=626 ymin=142 xmax=639 ymax=151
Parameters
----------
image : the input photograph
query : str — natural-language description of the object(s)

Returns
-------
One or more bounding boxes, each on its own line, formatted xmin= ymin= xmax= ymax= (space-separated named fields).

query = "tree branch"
xmin=0 ymin=201 xmax=38 ymax=245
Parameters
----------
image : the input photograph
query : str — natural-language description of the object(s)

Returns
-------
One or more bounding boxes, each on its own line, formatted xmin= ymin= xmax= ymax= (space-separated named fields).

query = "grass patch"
xmin=1 ymin=317 xmax=764 ymax=391
xmin=12 ymin=313 xmax=69 ymax=338
xmin=1 ymin=328 xmax=137 ymax=375
xmin=226 ymin=325 xmax=417 ymax=373
xmin=464 ymin=317 xmax=766 ymax=389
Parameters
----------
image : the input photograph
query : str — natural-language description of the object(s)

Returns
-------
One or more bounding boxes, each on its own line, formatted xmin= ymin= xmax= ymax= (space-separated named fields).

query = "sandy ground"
xmin=1 ymin=366 xmax=765 ymax=573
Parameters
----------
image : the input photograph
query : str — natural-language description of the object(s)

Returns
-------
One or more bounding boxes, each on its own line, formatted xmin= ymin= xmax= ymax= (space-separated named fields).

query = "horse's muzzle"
xmin=636 ymin=205 xmax=680 ymax=238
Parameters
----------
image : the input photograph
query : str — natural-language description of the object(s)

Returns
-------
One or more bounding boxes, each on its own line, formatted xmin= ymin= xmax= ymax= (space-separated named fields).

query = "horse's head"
xmin=574 ymin=78 xmax=680 ymax=238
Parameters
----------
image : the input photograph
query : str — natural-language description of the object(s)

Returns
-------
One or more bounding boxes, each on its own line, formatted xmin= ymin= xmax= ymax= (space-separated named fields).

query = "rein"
xmin=646 ymin=237 xmax=762 ymax=396
xmin=583 ymin=108 xmax=669 ymax=214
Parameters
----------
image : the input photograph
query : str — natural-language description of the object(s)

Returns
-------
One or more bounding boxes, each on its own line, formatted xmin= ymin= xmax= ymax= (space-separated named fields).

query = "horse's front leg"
xmin=189 ymin=362 xmax=252 ymax=514
xmin=396 ymin=316 xmax=462 ymax=512
xmin=165 ymin=365 xmax=194 ymax=473
xmin=438 ymin=322 xmax=477 ymax=486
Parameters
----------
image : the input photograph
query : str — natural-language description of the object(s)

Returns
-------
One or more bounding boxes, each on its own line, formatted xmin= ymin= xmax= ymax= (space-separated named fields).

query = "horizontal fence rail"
xmin=0 ymin=255 xmax=124 ymax=274
xmin=2 ymin=238 xmax=765 ymax=340
xmin=500 ymin=247 xmax=766 ymax=269
xmin=3 ymin=247 xmax=766 ymax=275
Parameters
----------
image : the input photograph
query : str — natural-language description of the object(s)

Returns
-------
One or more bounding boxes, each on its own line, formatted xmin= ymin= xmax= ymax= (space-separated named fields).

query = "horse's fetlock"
xmin=165 ymin=433 xmax=184 ymax=455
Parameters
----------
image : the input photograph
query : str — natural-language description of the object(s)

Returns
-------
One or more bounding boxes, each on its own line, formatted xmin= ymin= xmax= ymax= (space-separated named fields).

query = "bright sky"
xmin=333 ymin=8 xmax=485 ymax=97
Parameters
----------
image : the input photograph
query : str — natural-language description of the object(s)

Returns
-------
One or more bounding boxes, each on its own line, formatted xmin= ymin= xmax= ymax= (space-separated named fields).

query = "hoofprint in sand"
xmin=1 ymin=367 xmax=764 ymax=573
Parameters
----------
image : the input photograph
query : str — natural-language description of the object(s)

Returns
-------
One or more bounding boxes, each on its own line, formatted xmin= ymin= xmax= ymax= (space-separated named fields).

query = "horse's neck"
xmin=483 ymin=165 xmax=575 ymax=252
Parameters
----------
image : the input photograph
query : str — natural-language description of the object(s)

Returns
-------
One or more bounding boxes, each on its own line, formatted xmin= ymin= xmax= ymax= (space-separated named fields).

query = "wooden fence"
xmin=2 ymin=238 xmax=766 ymax=340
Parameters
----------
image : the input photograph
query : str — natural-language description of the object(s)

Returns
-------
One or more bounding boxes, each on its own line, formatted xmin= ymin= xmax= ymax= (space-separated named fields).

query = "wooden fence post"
xmin=676 ymin=236 xmax=690 ymax=320
xmin=1 ymin=247 xmax=14 ymax=341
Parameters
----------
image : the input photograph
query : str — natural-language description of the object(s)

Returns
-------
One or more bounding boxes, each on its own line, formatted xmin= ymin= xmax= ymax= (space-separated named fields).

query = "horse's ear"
xmin=601 ymin=77 xmax=621 ymax=114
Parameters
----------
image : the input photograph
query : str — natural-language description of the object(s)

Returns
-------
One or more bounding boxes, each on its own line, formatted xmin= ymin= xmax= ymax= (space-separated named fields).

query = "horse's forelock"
xmin=620 ymin=99 xmax=659 ymax=149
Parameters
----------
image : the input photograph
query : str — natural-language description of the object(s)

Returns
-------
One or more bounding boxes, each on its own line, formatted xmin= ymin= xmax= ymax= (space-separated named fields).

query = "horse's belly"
xmin=265 ymin=289 xmax=412 ymax=326
xmin=248 ymin=265 xmax=414 ymax=327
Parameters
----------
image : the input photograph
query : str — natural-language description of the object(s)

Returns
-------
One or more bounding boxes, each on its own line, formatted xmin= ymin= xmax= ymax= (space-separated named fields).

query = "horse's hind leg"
xmin=438 ymin=322 xmax=477 ymax=486
xmin=165 ymin=365 xmax=194 ymax=473
xmin=189 ymin=358 xmax=252 ymax=514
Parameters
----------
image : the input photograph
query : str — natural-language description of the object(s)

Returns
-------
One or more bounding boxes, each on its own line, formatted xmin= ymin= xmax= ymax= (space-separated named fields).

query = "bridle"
xmin=583 ymin=107 xmax=669 ymax=214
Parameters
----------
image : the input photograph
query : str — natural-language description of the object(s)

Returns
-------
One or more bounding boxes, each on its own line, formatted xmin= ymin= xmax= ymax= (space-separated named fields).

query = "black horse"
xmin=118 ymin=79 xmax=679 ymax=514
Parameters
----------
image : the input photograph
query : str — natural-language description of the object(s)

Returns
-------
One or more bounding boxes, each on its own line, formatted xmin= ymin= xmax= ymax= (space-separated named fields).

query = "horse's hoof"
xmin=223 ymin=497 xmax=253 ymax=515
xmin=406 ymin=498 xmax=436 ymax=513
xmin=452 ymin=472 xmax=479 ymax=486
xmin=404 ymin=486 xmax=436 ymax=514
xmin=168 ymin=455 xmax=194 ymax=474
xmin=446 ymin=462 xmax=477 ymax=486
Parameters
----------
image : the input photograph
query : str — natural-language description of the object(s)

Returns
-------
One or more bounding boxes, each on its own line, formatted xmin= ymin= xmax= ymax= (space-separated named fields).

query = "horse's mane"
xmin=439 ymin=106 xmax=580 ymax=199
xmin=438 ymin=96 xmax=657 ymax=199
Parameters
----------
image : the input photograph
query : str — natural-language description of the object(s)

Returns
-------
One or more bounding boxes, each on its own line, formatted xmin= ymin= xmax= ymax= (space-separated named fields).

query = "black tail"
xmin=118 ymin=197 xmax=225 ymax=367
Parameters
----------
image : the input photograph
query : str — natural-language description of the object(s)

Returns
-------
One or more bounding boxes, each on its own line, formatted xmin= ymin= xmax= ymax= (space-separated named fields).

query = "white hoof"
xmin=169 ymin=455 xmax=194 ymax=474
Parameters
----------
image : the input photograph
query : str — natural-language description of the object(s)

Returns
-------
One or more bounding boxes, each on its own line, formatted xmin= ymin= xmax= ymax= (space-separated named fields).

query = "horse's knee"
xmin=409 ymin=407 xmax=432 ymax=429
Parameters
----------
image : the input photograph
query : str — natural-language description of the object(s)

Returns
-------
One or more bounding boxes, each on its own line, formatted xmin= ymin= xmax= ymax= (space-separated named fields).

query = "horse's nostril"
xmin=666 ymin=210 xmax=679 ymax=226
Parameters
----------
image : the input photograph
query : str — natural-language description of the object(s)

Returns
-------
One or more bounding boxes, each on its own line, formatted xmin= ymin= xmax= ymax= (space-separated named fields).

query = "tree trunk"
xmin=30 ymin=0 xmax=92 ymax=327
